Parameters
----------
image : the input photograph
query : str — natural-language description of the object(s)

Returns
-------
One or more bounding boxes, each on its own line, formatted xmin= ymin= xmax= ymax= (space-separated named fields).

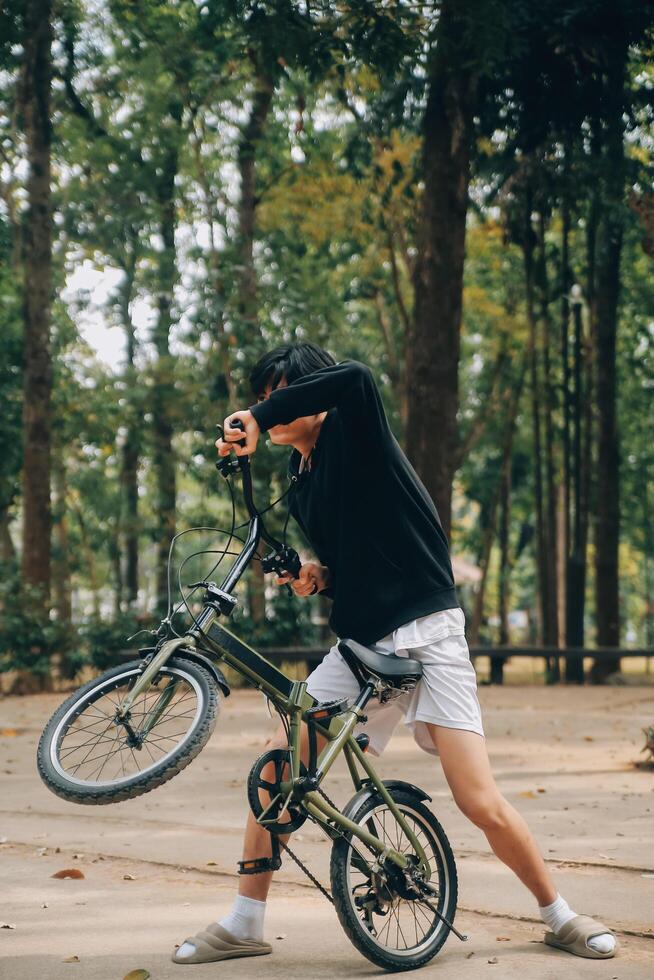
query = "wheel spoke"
xmin=342 ymin=798 xmax=450 ymax=960
xmin=51 ymin=666 xmax=204 ymax=789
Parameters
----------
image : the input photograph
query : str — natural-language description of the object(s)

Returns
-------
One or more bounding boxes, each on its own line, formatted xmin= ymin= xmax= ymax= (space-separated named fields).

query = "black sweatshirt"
xmin=249 ymin=360 xmax=459 ymax=645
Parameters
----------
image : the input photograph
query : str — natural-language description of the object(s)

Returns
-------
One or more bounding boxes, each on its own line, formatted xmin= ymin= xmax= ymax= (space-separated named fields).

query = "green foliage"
xmin=3 ymin=0 xmax=653 ymax=676
xmin=231 ymin=580 xmax=322 ymax=649
xmin=0 ymin=571 xmax=64 ymax=676
xmin=79 ymin=613 xmax=142 ymax=671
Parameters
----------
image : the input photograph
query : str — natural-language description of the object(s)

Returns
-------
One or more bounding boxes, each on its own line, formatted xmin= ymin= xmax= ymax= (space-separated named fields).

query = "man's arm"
xmin=249 ymin=360 xmax=393 ymax=459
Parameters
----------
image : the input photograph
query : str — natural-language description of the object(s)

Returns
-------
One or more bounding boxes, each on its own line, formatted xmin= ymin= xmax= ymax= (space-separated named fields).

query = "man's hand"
xmin=274 ymin=562 xmax=331 ymax=598
xmin=216 ymin=409 xmax=260 ymax=457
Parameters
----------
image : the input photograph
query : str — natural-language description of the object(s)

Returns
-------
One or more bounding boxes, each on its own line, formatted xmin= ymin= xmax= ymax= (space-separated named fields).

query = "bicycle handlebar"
xmin=214 ymin=418 xmax=303 ymax=591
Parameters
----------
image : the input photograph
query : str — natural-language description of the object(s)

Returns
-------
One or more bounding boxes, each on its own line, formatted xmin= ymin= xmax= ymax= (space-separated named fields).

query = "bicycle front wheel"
xmin=37 ymin=657 xmax=219 ymax=805
xmin=330 ymin=786 xmax=458 ymax=971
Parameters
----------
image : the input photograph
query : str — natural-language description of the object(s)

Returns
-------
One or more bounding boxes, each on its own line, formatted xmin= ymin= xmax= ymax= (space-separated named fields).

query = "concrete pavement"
xmin=1 ymin=684 xmax=653 ymax=978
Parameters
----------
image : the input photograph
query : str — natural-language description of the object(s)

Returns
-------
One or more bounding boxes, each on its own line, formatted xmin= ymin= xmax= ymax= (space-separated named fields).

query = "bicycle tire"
xmin=37 ymin=657 xmax=218 ymax=805
xmin=330 ymin=787 xmax=458 ymax=971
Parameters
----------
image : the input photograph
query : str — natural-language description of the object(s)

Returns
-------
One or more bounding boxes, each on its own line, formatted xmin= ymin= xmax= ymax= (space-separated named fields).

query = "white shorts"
xmin=305 ymin=606 xmax=484 ymax=757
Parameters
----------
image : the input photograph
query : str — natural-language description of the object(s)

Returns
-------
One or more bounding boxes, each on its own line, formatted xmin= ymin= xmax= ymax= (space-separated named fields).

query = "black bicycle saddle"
xmin=338 ymin=638 xmax=423 ymax=686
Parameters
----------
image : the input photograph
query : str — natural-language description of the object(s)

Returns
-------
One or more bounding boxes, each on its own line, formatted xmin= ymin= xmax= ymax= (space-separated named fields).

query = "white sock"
xmin=175 ymin=895 xmax=267 ymax=958
xmin=539 ymin=893 xmax=615 ymax=954
xmin=219 ymin=894 xmax=266 ymax=942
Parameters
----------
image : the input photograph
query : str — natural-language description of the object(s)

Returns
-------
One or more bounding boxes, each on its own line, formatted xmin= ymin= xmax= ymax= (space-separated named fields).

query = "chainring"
xmin=247 ymin=748 xmax=308 ymax=835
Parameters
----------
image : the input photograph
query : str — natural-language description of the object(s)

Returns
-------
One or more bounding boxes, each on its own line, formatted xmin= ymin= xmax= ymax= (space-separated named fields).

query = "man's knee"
xmin=264 ymin=725 xmax=289 ymax=751
xmin=455 ymin=789 xmax=510 ymax=832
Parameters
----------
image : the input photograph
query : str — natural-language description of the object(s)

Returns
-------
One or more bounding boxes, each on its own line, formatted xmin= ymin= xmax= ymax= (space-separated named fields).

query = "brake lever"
xmin=261 ymin=545 xmax=303 ymax=598
xmin=215 ymin=420 xmax=248 ymax=477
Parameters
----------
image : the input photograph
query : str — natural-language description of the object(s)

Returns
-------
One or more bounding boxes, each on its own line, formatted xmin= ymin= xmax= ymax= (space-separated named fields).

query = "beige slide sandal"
xmin=544 ymin=914 xmax=617 ymax=959
xmin=171 ymin=922 xmax=272 ymax=964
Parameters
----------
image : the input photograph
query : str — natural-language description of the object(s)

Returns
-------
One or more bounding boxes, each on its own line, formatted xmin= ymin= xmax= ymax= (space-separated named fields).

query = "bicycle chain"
xmin=277 ymin=785 xmax=344 ymax=906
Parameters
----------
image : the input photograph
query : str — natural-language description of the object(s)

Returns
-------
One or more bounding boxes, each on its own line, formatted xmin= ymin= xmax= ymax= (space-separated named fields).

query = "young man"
xmin=172 ymin=342 xmax=616 ymax=965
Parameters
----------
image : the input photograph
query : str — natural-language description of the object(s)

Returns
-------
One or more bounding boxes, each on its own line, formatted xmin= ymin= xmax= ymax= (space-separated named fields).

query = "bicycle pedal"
xmin=307 ymin=698 xmax=349 ymax=720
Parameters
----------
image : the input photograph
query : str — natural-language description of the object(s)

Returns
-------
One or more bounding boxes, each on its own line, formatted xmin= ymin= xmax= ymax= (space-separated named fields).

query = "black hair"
xmin=249 ymin=341 xmax=337 ymax=398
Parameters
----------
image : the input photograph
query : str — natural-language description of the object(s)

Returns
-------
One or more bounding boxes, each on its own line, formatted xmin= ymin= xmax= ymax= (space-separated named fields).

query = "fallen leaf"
xmin=206 ymin=861 xmax=217 ymax=866
xmin=1 ymin=923 xmax=16 ymax=929
xmin=495 ymin=936 xmax=511 ymax=941
xmin=123 ymin=971 xmax=150 ymax=980
xmin=63 ymin=955 xmax=79 ymax=962
xmin=518 ymin=791 xmax=536 ymax=799
xmin=0 ymin=728 xmax=18 ymax=736
xmin=275 ymin=933 xmax=287 ymax=940
xmin=52 ymin=869 xmax=85 ymax=880
xmin=123 ymin=873 xmax=136 ymax=880
xmin=537 ymin=787 xmax=546 ymax=793
xmin=466 ymin=951 xmax=475 ymax=959
xmin=487 ymin=956 xmax=498 ymax=964
xmin=584 ymin=736 xmax=594 ymax=742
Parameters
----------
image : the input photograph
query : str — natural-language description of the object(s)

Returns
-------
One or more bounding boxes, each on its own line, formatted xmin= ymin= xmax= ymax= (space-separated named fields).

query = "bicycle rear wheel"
xmin=37 ymin=657 xmax=218 ymax=805
xmin=330 ymin=787 xmax=458 ymax=971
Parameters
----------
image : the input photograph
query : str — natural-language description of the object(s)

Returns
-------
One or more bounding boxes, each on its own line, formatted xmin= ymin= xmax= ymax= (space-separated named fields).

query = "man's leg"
xmin=174 ymin=720 xmax=325 ymax=961
xmin=427 ymin=724 xmax=615 ymax=955
xmin=427 ymin=724 xmax=555 ymax=902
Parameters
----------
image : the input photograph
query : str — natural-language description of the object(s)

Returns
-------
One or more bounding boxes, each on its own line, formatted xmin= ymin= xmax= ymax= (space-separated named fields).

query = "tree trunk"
xmin=191 ymin=113 xmax=237 ymax=407
xmin=407 ymin=1 xmax=477 ymax=539
xmin=523 ymin=195 xmax=547 ymax=647
xmin=123 ymin=419 xmax=139 ymax=609
xmin=51 ymin=453 xmax=72 ymax=624
xmin=237 ymin=63 xmax=274 ymax=330
xmin=20 ymin=0 xmax=53 ymax=614
xmin=152 ymin=114 xmax=181 ymax=616
xmin=643 ymin=469 xmax=653 ymax=649
xmin=536 ymin=212 xmax=560 ymax=680
xmin=592 ymin=51 xmax=626 ymax=683
xmin=119 ymin=247 xmax=140 ymax=610
xmin=469 ymin=357 xmax=526 ymax=659
xmin=236 ymin=63 xmax=274 ymax=628
xmin=494 ymin=443 xmax=512 ymax=685
xmin=72 ymin=500 xmax=100 ymax=619
xmin=565 ymin=289 xmax=588 ymax=681
xmin=469 ymin=508 xmax=496 ymax=648
xmin=374 ymin=289 xmax=407 ymax=429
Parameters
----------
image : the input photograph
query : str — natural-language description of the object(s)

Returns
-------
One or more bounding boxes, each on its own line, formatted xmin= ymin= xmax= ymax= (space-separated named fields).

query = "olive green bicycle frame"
xmin=119 ymin=602 xmax=431 ymax=878
xmin=115 ymin=446 xmax=431 ymax=881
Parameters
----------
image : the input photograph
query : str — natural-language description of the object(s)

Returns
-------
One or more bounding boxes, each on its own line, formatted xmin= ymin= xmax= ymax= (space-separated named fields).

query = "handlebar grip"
xmin=228 ymin=417 xmax=247 ymax=449
xmin=287 ymin=551 xmax=302 ymax=579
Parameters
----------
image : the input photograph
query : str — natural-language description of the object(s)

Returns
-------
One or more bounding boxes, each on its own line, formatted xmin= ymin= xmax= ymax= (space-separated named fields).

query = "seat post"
xmin=353 ymin=681 xmax=375 ymax=712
